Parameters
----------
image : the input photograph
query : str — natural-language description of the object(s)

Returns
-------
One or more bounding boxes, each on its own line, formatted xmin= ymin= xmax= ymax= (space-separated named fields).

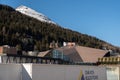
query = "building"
xmin=0 ymin=45 xmax=17 ymax=55
xmin=98 ymin=55 xmax=120 ymax=65
xmin=38 ymin=50 xmax=51 ymax=57
xmin=41 ymin=46 xmax=109 ymax=64
xmin=63 ymin=42 xmax=76 ymax=47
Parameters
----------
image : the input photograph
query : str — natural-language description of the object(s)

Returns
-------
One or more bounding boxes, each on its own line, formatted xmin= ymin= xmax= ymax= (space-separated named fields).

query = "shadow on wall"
xmin=22 ymin=65 xmax=32 ymax=80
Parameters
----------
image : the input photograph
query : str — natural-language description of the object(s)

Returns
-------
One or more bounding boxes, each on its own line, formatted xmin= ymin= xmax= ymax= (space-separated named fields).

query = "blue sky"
xmin=1 ymin=0 xmax=120 ymax=47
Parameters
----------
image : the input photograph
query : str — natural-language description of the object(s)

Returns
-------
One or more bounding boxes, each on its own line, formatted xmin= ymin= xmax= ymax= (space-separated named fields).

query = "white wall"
xmin=32 ymin=64 xmax=65 ymax=80
xmin=0 ymin=64 xmax=22 ymax=80
xmin=22 ymin=64 xmax=32 ymax=80
xmin=32 ymin=64 xmax=107 ymax=80
xmin=0 ymin=64 xmax=107 ymax=80
xmin=106 ymin=66 xmax=119 ymax=80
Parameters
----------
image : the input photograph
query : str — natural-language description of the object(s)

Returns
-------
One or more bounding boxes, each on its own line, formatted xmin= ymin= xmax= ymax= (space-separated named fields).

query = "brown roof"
xmin=55 ymin=47 xmax=83 ymax=62
xmin=75 ymin=46 xmax=108 ymax=63
xmin=55 ymin=46 xmax=108 ymax=63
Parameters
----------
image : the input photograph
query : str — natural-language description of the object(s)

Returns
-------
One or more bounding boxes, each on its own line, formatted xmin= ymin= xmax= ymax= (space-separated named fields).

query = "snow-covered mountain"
xmin=16 ymin=5 xmax=56 ymax=24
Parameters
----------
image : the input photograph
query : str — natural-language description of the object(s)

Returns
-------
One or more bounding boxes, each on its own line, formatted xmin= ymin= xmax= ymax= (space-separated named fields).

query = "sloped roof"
xmin=75 ymin=46 xmax=108 ymax=63
xmin=55 ymin=46 xmax=108 ymax=63
xmin=55 ymin=47 xmax=83 ymax=62
xmin=38 ymin=50 xmax=51 ymax=57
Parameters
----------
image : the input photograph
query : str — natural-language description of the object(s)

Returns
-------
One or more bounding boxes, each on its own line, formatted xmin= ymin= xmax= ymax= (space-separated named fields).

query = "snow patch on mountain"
xmin=16 ymin=5 xmax=56 ymax=24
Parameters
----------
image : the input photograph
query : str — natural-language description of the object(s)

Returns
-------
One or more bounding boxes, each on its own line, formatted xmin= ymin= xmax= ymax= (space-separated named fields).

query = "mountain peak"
xmin=16 ymin=5 xmax=56 ymax=24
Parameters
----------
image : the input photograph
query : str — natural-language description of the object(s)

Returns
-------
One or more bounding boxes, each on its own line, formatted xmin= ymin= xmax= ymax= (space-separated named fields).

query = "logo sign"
xmin=78 ymin=70 xmax=98 ymax=80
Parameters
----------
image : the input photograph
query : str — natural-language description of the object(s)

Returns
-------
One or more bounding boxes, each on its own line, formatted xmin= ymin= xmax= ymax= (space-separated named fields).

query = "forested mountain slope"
xmin=0 ymin=4 xmax=119 ymax=52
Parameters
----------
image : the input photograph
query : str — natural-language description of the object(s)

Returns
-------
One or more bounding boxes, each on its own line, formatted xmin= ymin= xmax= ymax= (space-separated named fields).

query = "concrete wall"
xmin=0 ymin=64 xmax=21 ymax=80
xmin=32 ymin=64 xmax=107 ymax=80
xmin=32 ymin=64 xmax=65 ymax=80
xmin=0 ymin=64 xmax=107 ymax=80
xmin=22 ymin=64 xmax=32 ymax=80
xmin=106 ymin=66 xmax=119 ymax=80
